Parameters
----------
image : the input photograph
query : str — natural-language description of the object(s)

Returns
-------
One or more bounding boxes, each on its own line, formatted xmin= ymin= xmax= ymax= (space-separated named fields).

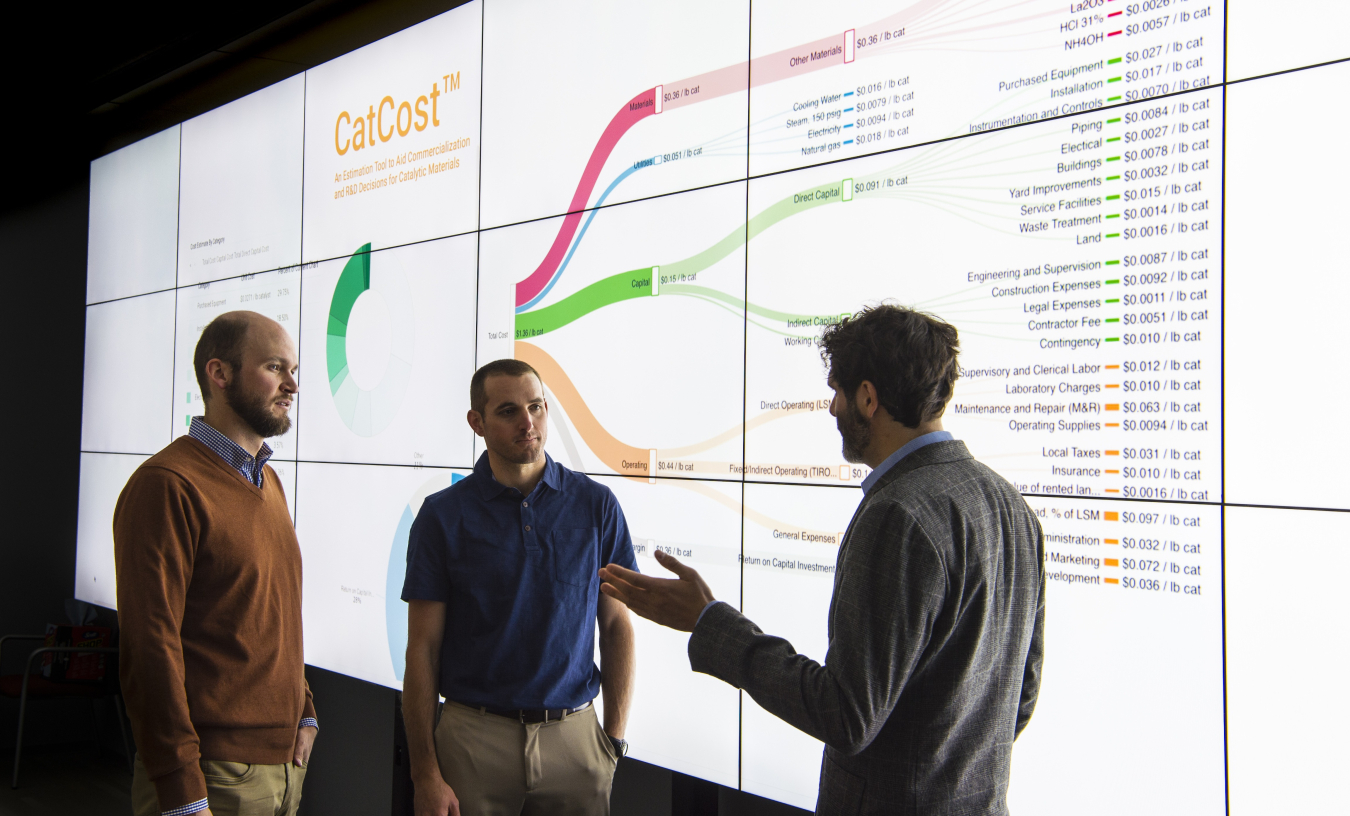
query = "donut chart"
xmin=326 ymin=243 xmax=415 ymax=437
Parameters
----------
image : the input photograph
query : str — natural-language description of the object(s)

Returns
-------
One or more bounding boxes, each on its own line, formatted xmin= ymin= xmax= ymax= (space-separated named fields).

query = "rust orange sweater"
xmin=114 ymin=436 xmax=315 ymax=810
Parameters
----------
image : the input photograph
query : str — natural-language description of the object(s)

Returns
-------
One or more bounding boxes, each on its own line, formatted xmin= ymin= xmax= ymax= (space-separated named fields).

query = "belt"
xmin=475 ymin=700 xmax=591 ymax=724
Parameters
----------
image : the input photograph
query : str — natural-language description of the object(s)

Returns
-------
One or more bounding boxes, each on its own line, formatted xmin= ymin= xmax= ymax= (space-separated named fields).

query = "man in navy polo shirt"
xmin=402 ymin=358 xmax=637 ymax=816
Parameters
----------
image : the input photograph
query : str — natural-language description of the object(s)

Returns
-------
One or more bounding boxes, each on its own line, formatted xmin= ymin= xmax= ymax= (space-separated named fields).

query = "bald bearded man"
xmin=116 ymin=311 xmax=317 ymax=816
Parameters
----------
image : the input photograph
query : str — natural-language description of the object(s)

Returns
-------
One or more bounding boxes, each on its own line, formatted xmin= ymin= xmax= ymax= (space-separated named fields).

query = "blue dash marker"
xmin=844 ymin=139 xmax=854 ymax=144
xmin=844 ymin=91 xmax=854 ymax=96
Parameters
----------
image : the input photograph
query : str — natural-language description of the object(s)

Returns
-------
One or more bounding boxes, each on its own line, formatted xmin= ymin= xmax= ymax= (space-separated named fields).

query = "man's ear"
xmin=855 ymin=381 xmax=880 ymax=419
xmin=205 ymin=358 xmax=232 ymax=393
xmin=466 ymin=409 xmax=485 ymax=437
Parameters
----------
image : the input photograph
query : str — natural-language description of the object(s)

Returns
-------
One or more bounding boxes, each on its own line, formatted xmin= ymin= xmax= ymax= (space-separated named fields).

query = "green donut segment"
xmin=327 ymin=244 xmax=372 ymax=396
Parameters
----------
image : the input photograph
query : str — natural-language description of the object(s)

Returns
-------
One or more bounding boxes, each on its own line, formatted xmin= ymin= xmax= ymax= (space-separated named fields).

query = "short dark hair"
xmin=819 ymin=304 xmax=960 ymax=428
xmin=470 ymin=359 xmax=543 ymax=414
xmin=194 ymin=312 xmax=253 ymax=403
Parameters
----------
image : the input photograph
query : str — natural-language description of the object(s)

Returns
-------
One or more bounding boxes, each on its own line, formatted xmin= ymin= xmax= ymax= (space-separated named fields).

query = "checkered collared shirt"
xmin=187 ymin=416 xmax=273 ymax=487
xmin=168 ymin=417 xmax=315 ymax=816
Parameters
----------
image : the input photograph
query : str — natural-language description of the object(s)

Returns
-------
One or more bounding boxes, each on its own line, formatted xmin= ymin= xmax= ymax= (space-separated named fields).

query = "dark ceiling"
xmin=0 ymin=0 xmax=467 ymax=210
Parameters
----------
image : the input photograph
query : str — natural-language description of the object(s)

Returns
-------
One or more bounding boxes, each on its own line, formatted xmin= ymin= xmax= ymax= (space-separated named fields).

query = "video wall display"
xmin=78 ymin=1 xmax=1350 ymax=812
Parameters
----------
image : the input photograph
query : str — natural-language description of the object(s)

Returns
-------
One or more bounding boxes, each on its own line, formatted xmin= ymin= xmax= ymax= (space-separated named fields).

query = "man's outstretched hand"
xmin=600 ymin=550 xmax=716 ymax=633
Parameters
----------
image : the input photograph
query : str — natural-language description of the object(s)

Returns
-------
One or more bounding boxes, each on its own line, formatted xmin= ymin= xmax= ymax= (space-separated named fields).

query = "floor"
xmin=0 ymin=741 xmax=132 ymax=815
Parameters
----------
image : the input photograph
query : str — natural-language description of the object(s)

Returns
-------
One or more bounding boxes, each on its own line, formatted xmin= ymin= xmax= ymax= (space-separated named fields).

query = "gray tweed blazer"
xmin=690 ymin=440 xmax=1045 ymax=815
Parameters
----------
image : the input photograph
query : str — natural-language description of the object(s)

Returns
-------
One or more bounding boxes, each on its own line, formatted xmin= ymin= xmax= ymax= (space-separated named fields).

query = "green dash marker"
xmin=1106 ymin=194 xmax=1121 ymax=200
xmin=185 ymin=415 xmax=191 ymax=427
xmin=1106 ymin=298 xmax=1120 ymax=303
xmin=1106 ymin=232 xmax=1120 ymax=238
xmin=1107 ymin=117 xmax=1121 ymax=123
xmin=1108 ymin=76 xmax=1122 ymax=83
xmin=1106 ymin=213 xmax=1120 ymax=219
xmin=1105 ymin=318 xmax=1120 ymax=323
xmin=1105 ymin=337 xmax=1120 ymax=342
xmin=1108 ymin=95 xmax=1121 ymax=102
xmin=1107 ymin=174 xmax=1120 ymax=180
xmin=1107 ymin=136 xmax=1121 ymax=142
xmin=1108 ymin=57 xmax=1123 ymax=65
xmin=1106 ymin=156 xmax=1120 ymax=162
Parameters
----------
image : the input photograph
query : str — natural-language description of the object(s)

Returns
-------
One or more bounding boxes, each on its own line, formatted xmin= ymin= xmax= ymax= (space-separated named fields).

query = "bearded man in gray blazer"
xmin=600 ymin=304 xmax=1045 ymax=815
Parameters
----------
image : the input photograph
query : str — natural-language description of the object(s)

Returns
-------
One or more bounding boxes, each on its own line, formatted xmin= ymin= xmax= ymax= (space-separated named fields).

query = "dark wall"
xmin=300 ymin=665 xmax=396 ymax=815
xmin=0 ymin=178 xmax=89 ymax=641
xmin=0 ymin=177 xmax=91 ymax=747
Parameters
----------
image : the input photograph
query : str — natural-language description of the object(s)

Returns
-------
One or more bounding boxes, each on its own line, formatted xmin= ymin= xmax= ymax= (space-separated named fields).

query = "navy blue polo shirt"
xmin=401 ymin=452 xmax=637 ymax=709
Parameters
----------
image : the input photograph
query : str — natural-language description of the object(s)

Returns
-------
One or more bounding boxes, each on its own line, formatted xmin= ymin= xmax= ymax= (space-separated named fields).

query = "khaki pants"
xmin=132 ymin=755 xmax=307 ymax=816
xmin=435 ymin=701 xmax=619 ymax=816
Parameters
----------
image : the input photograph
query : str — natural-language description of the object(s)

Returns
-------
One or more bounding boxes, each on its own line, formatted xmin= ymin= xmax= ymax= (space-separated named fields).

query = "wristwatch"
xmin=608 ymin=735 xmax=629 ymax=757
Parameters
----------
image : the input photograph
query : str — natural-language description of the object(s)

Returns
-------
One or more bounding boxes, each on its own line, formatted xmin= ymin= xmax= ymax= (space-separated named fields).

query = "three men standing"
xmin=401 ymin=359 xmax=637 ymax=816
xmin=115 ymin=305 xmax=1040 ymax=816
xmin=116 ymin=312 xmax=316 ymax=816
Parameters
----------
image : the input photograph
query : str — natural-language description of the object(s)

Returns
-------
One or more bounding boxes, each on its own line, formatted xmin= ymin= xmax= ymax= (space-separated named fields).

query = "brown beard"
xmin=837 ymin=396 xmax=871 ymax=464
xmin=225 ymin=376 xmax=291 ymax=440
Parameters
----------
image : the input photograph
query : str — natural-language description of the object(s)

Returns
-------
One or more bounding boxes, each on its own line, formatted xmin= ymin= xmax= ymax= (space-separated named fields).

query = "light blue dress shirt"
xmin=859 ymin=431 xmax=954 ymax=494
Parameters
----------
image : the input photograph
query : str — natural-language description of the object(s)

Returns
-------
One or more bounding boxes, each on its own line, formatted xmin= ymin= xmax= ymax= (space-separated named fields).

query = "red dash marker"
xmin=1108 ymin=30 xmax=1123 ymax=36
xmin=1108 ymin=10 xmax=1122 ymax=16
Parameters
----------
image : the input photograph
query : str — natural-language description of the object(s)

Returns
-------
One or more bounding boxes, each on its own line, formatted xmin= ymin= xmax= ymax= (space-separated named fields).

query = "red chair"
xmin=0 ymin=634 xmax=133 ymax=789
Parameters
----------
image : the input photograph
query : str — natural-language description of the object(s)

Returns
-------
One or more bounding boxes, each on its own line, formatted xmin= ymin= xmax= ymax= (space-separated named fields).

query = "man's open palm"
xmin=599 ymin=549 xmax=716 ymax=632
